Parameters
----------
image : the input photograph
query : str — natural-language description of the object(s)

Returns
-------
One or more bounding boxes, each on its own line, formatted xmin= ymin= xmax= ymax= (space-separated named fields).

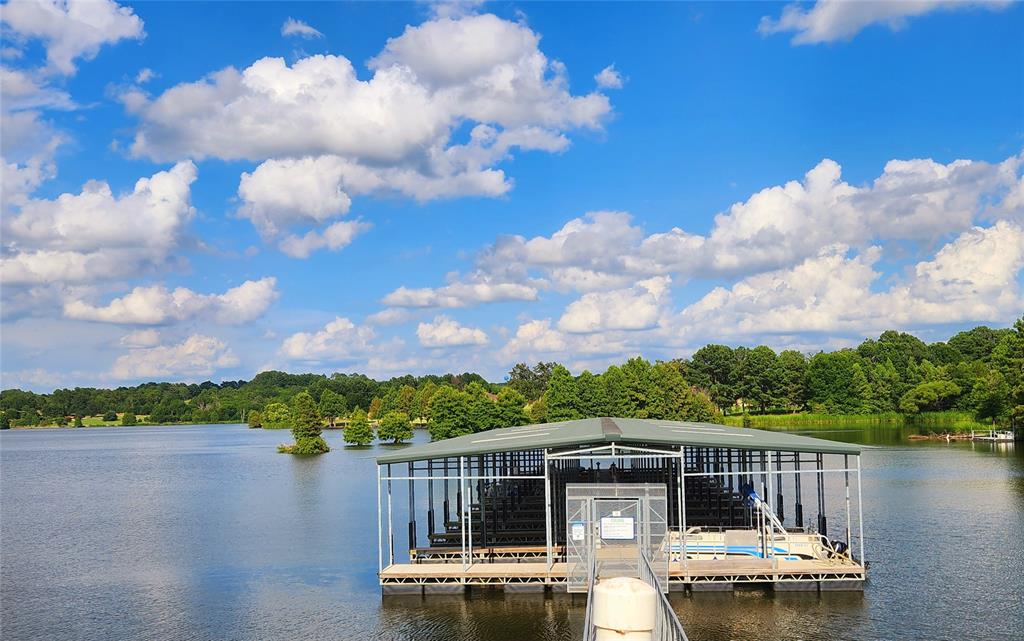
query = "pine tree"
xmin=622 ymin=357 xmax=654 ymax=418
xmin=601 ymin=365 xmax=629 ymax=417
xmin=575 ymin=370 xmax=606 ymax=418
xmin=546 ymin=365 xmax=581 ymax=422
xmin=378 ymin=411 xmax=413 ymax=444
xmin=851 ymin=363 xmax=874 ymax=414
xmin=464 ymin=382 xmax=498 ymax=432
xmin=282 ymin=391 xmax=329 ymax=455
xmin=345 ymin=407 xmax=374 ymax=446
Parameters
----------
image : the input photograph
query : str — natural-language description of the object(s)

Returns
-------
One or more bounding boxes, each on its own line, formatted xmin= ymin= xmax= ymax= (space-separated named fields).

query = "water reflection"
xmin=2 ymin=424 xmax=1022 ymax=641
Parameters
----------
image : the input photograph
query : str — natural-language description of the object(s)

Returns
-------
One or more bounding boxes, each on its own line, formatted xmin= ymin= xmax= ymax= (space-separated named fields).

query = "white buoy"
xmin=592 ymin=576 xmax=657 ymax=641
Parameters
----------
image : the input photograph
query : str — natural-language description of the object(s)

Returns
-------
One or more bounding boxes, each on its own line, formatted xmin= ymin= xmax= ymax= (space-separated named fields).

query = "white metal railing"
xmin=639 ymin=550 xmax=689 ymax=641
xmin=583 ymin=550 xmax=688 ymax=641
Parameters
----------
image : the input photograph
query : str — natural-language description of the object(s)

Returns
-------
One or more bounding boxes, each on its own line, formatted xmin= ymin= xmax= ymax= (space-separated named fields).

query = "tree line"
xmin=2 ymin=320 xmax=1022 ymax=434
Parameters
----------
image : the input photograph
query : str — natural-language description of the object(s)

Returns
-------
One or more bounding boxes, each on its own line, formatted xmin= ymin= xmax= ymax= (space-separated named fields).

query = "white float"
xmin=592 ymin=576 xmax=657 ymax=641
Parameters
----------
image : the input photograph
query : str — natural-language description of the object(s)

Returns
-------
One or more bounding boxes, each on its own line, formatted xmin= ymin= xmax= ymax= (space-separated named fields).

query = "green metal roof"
xmin=375 ymin=417 xmax=861 ymax=464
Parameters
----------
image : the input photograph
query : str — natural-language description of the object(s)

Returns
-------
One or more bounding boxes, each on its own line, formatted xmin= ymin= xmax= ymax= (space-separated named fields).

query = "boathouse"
xmin=374 ymin=417 xmax=866 ymax=594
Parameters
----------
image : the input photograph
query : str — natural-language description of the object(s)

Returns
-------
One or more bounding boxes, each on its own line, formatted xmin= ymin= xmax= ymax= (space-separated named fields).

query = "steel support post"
xmin=386 ymin=464 xmax=394 ymax=567
xmin=857 ymin=455 xmax=866 ymax=566
xmin=544 ymin=449 xmax=553 ymax=571
xmin=376 ymin=464 xmax=383 ymax=572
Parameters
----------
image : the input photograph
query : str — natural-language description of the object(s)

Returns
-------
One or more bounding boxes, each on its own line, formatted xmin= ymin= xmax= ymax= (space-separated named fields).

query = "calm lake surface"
xmin=2 ymin=424 xmax=1022 ymax=641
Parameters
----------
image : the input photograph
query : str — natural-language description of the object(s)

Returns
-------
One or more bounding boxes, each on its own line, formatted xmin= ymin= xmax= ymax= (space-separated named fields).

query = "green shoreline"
xmin=4 ymin=410 xmax=995 ymax=432
xmin=722 ymin=410 xmax=992 ymax=431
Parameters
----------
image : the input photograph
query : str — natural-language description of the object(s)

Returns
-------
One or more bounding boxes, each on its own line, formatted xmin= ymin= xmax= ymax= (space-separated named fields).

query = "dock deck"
xmin=380 ymin=557 xmax=865 ymax=589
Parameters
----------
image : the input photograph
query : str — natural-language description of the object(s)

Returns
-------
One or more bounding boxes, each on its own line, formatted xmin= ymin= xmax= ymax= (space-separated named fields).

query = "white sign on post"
xmin=599 ymin=516 xmax=636 ymax=541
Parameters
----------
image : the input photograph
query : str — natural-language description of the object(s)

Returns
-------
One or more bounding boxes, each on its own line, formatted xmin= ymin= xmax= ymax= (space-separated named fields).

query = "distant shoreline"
xmin=3 ymin=411 xmax=995 ymax=433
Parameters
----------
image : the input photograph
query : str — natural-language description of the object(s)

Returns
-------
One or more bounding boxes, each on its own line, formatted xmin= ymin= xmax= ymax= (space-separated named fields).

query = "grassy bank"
xmin=723 ymin=411 xmax=991 ymax=431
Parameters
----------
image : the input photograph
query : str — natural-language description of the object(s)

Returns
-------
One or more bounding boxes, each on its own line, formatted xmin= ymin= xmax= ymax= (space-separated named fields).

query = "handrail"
xmin=582 ymin=553 xmax=598 ymax=641
xmin=583 ymin=550 xmax=688 ymax=641
xmin=639 ymin=550 xmax=689 ymax=641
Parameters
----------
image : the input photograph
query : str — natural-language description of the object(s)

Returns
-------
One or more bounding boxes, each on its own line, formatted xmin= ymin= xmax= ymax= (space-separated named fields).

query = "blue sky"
xmin=2 ymin=0 xmax=1022 ymax=391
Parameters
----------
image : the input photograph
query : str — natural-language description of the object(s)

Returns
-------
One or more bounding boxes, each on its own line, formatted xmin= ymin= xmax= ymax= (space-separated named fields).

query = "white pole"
xmin=679 ymin=448 xmax=688 ymax=580
xmin=857 ymin=455 xmax=866 ymax=567
xmin=768 ymin=452 xmax=776 ymax=568
xmin=844 ymin=454 xmax=852 ymax=553
xmin=460 ymin=456 xmax=468 ymax=570
xmin=544 ymin=449 xmax=553 ymax=571
xmin=386 ymin=464 xmax=394 ymax=567
xmin=376 ymin=464 xmax=383 ymax=572
xmin=467 ymin=457 xmax=474 ymax=568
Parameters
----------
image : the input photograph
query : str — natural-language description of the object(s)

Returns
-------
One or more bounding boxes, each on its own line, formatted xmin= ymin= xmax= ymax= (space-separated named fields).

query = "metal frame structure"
xmin=375 ymin=419 xmax=867 ymax=591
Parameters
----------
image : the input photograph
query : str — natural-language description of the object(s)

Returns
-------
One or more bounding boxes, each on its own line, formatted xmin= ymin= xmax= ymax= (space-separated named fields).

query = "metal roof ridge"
xmin=600 ymin=417 xmax=622 ymax=439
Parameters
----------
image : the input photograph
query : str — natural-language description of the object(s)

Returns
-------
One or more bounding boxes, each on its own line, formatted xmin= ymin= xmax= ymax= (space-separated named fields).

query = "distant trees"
xmin=3 ymin=319 xmax=1023 ymax=434
xmin=899 ymin=381 xmax=961 ymax=414
xmin=103 ymin=410 xmax=117 ymax=422
xmin=262 ymin=402 xmax=291 ymax=429
xmin=378 ymin=411 xmax=413 ymax=444
xmin=428 ymin=386 xmax=472 ymax=440
xmin=121 ymin=411 xmax=137 ymax=426
xmin=367 ymin=397 xmax=383 ymax=420
xmin=496 ymin=387 xmax=529 ymax=427
xmin=318 ymin=390 xmax=346 ymax=427
xmin=546 ymin=365 xmax=581 ymax=422
xmin=344 ymin=407 xmax=373 ymax=446
xmin=686 ymin=345 xmax=737 ymax=411
xmin=507 ymin=362 xmax=556 ymax=401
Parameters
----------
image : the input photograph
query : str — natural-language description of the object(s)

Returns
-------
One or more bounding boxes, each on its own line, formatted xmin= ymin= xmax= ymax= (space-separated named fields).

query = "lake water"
xmin=2 ymin=424 xmax=1022 ymax=641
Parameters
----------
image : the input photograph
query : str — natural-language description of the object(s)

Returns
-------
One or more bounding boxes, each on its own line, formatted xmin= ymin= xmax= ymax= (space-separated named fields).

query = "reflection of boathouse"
xmin=374 ymin=417 xmax=866 ymax=594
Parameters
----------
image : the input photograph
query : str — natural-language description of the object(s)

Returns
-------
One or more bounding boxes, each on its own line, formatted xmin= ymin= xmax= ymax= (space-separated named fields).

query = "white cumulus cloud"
xmin=1 ymin=161 xmax=197 ymax=285
xmin=279 ymin=317 xmax=376 ymax=363
xmin=759 ymin=0 xmax=1009 ymax=45
xmin=119 ymin=328 xmax=161 ymax=348
xmin=1 ymin=0 xmax=145 ymax=75
xmin=594 ymin=65 xmax=623 ymax=89
xmin=558 ymin=276 xmax=671 ymax=333
xmin=63 ymin=277 xmax=279 ymax=325
xmin=110 ymin=334 xmax=239 ymax=380
xmin=277 ymin=220 xmax=371 ymax=258
xmin=417 ymin=315 xmax=488 ymax=347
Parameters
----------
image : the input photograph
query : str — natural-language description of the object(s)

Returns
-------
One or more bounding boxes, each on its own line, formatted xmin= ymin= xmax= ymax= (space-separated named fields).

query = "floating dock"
xmin=374 ymin=417 xmax=867 ymax=595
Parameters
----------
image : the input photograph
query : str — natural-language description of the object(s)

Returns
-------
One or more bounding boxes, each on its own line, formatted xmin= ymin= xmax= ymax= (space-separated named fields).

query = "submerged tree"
xmin=345 ymin=407 xmax=374 ymax=446
xmin=378 ymin=411 xmax=413 ymax=444
xmin=246 ymin=410 xmax=262 ymax=428
xmin=279 ymin=391 xmax=329 ymax=455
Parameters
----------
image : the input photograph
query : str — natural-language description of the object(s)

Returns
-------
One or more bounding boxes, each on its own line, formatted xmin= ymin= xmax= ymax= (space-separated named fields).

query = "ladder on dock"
xmin=583 ymin=550 xmax=689 ymax=641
